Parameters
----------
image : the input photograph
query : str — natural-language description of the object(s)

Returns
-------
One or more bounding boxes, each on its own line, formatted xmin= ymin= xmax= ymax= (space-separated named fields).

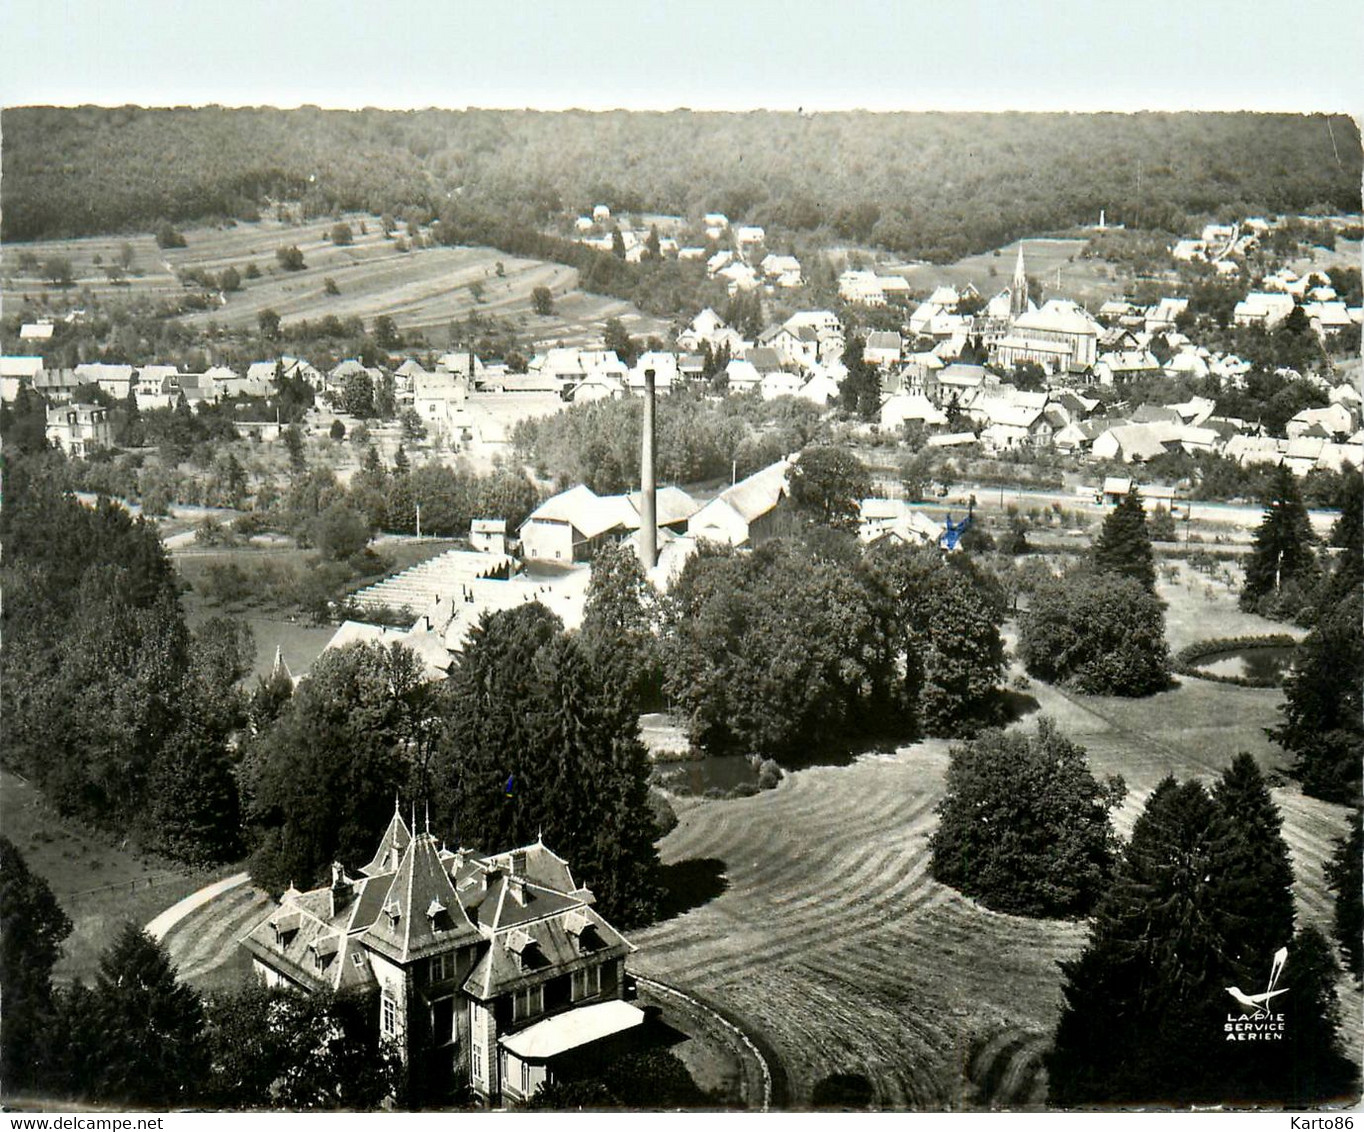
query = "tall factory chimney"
xmin=639 ymin=367 xmax=657 ymax=569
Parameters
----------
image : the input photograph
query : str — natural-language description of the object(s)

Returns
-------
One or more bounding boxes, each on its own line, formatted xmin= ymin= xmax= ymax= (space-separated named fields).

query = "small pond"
xmin=652 ymin=754 xmax=761 ymax=797
xmin=1192 ymin=646 xmax=1296 ymax=683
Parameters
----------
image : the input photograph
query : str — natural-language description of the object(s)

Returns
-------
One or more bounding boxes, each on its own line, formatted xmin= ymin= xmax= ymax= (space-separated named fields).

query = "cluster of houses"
xmin=570 ymin=207 xmax=794 ymax=291
xmin=1169 ymin=219 xmax=1266 ymax=273
xmin=514 ymin=456 xmax=947 ymax=582
xmin=876 ymin=363 xmax=1362 ymax=476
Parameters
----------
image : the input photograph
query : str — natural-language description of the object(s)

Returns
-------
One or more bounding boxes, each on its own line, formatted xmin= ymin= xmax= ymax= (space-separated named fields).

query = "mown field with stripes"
xmin=156 ymin=578 xmax=1359 ymax=1108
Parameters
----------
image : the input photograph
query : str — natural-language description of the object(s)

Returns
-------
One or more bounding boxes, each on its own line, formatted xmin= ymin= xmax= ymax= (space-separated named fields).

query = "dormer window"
xmin=506 ymin=928 xmax=543 ymax=972
xmin=563 ymin=910 xmax=600 ymax=952
xmin=309 ymin=936 xmax=339 ymax=973
xmin=384 ymin=899 xmax=401 ymax=928
xmin=269 ymin=910 xmax=300 ymax=949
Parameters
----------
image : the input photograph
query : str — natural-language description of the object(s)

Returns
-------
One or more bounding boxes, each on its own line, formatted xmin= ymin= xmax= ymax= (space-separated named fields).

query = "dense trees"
xmin=1019 ymin=570 xmax=1170 ymax=696
xmin=1269 ymin=588 xmax=1363 ymax=805
xmin=0 ymin=461 xmax=247 ymax=860
xmin=1048 ymin=763 xmax=1358 ymax=1107
xmin=203 ymin=984 xmax=401 ymax=1109
xmin=788 ymin=444 xmax=871 ymax=533
xmin=513 ymin=389 xmax=822 ymax=492
xmin=1092 ymin=488 xmax=1156 ymax=592
xmin=242 ymin=641 xmax=442 ymax=893
xmin=929 ymin=719 xmax=1125 ymax=918
xmin=664 ymin=540 xmax=899 ymax=759
xmin=1240 ymin=465 xmax=1319 ymax=619
xmin=0 ymin=837 xmax=73 ymax=1093
xmin=431 ymin=604 xmax=662 ymax=927
xmin=4 ymin=108 xmax=1358 ymax=263
xmin=863 ymin=542 xmax=1007 ymax=737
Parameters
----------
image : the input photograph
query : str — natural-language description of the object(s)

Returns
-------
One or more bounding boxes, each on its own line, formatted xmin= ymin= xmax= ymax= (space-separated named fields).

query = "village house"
xmin=45 ymin=403 xmax=111 ymax=457
xmin=758 ymin=325 xmax=819 ymax=371
xmin=686 ymin=460 xmax=792 ymax=547
xmin=1233 ymin=292 xmax=1296 ymax=329
xmin=518 ymin=485 xmax=698 ymax=563
xmin=0 ymin=356 xmax=46 ymax=403
xmin=863 ymin=331 xmax=903 ymax=369
xmin=19 ymin=321 xmax=55 ymax=342
xmin=722 ymin=358 xmax=763 ymax=395
xmin=74 ymin=362 xmax=136 ymax=400
xmin=880 ymin=393 xmax=948 ymax=433
xmin=242 ymin=812 xmax=639 ymax=1106
xmin=858 ymin=498 xmax=945 ymax=547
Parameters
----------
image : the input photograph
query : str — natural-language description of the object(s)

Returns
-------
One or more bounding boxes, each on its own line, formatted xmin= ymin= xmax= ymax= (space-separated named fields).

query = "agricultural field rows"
xmin=2 ymin=214 xmax=669 ymax=348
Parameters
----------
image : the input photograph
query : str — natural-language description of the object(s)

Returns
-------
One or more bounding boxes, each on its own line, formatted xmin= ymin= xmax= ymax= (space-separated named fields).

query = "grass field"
xmin=887 ymin=238 xmax=1124 ymax=307
xmin=140 ymin=572 xmax=1360 ymax=1109
xmin=2 ymin=213 xmax=669 ymax=348
xmin=1 ymin=769 xmax=232 ymax=985
xmin=622 ymin=578 xmax=1358 ymax=1109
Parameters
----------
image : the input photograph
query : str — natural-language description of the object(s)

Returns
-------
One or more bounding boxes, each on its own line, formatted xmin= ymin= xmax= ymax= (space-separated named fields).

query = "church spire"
xmin=1011 ymin=244 xmax=1028 ymax=320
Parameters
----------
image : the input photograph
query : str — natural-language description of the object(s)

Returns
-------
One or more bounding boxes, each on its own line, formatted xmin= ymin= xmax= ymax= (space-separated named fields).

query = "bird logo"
xmin=1226 ymin=946 xmax=1288 ymax=1019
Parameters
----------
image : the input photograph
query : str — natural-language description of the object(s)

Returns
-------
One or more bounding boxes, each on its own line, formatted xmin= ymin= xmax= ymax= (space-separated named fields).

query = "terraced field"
xmin=2 ymin=214 xmax=668 ymax=347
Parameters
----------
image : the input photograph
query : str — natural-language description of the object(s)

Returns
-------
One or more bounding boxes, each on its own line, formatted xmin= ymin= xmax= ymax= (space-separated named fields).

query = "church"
xmin=240 ymin=807 xmax=640 ymax=1106
xmin=988 ymin=246 xmax=1101 ymax=374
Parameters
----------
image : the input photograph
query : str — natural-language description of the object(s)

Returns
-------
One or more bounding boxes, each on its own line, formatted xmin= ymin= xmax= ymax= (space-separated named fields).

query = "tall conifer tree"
xmin=1240 ymin=465 xmax=1319 ymax=613
xmin=1092 ymin=486 xmax=1156 ymax=592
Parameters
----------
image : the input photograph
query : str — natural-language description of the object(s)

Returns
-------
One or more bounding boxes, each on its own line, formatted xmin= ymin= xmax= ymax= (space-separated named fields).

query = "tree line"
xmin=4 ymin=108 xmax=1358 ymax=262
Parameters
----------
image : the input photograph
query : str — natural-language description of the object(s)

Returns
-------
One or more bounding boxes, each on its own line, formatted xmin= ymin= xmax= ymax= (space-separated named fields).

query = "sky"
xmin=1 ymin=0 xmax=1362 ymax=116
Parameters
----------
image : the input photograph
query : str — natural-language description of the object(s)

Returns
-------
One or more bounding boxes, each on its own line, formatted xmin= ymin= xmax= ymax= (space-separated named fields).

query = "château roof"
xmin=358 ymin=830 xmax=481 ymax=964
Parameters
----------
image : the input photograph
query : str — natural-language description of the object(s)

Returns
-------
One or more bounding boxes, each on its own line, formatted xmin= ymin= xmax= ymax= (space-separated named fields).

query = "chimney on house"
xmin=639 ymin=367 xmax=657 ymax=569
xmin=329 ymin=861 xmax=352 ymax=916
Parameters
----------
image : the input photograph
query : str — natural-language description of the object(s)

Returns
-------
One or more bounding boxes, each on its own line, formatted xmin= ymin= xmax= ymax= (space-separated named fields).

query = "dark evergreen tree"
xmin=929 ymin=718 xmax=1125 ymax=917
xmin=1269 ymin=588 xmax=1364 ymax=804
xmin=1267 ymin=925 xmax=1361 ymax=1106
xmin=1208 ymin=753 xmax=1296 ymax=977
xmin=1324 ymin=809 xmax=1362 ymax=979
xmin=1048 ymin=779 xmax=1243 ymax=1105
xmin=1048 ymin=773 xmax=1359 ymax=1107
xmin=1092 ymin=487 xmax=1156 ymax=592
xmin=1240 ymin=465 xmax=1319 ymax=616
xmin=85 ymin=925 xmax=208 ymax=1107
xmin=1328 ymin=466 xmax=1362 ymax=554
xmin=838 ymin=335 xmax=880 ymax=420
xmin=0 ymin=836 xmax=73 ymax=1093
xmin=578 ymin=541 xmax=662 ymax=712
xmin=435 ymin=604 xmax=662 ymax=927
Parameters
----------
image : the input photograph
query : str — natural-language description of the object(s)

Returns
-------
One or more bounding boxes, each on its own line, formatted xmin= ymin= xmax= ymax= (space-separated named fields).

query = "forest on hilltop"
xmin=2 ymin=107 xmax=1359 ymax=259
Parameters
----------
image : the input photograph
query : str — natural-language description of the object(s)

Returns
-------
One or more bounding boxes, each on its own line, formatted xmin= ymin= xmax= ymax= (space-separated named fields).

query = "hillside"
xmin=0 ymin=213 xmax=670 ymax=350
xmin=3 ymin=108 xmax=1359 ymax=261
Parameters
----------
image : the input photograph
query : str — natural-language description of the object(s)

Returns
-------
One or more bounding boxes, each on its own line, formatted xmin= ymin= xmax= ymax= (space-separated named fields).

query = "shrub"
xmin=1019 ymin=569 xmax=1171 ymax=696
xmin=930 ymin=717 xmax=1125 ymax=918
